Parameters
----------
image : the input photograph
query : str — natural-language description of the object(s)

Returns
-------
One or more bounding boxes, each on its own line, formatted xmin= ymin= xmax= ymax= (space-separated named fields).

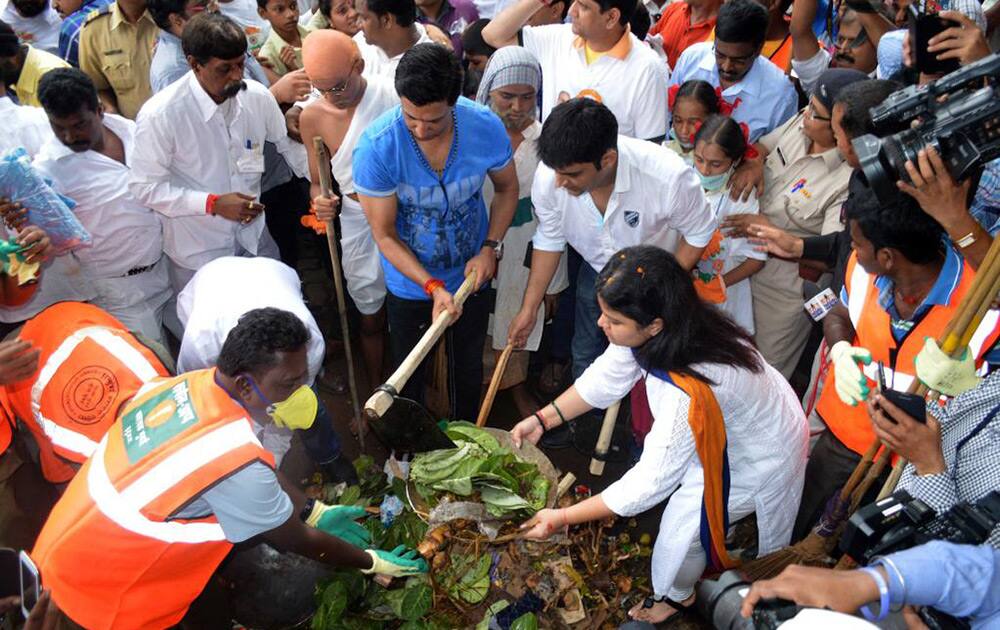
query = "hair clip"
xmin=668 ymin=84 xmax=680 ymax=110
xmin=636 ymin=266 xmax=645 ymax=278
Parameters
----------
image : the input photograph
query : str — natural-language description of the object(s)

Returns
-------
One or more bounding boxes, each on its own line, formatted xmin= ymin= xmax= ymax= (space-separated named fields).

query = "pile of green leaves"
xmin=409 ymin=422 xmax=550 ymax=518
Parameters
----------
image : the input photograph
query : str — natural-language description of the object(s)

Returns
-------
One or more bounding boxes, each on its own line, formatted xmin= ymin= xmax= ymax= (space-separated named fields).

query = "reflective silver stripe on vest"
xmin=30 ymin=326 xmax=160 ymax=458
xmin=88 ymin=418 xmax=261 ymax=543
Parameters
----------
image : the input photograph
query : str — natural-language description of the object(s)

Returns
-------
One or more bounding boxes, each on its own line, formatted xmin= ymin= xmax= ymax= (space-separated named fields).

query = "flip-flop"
xmin=633 ymin=595 xmax=692 ymax=628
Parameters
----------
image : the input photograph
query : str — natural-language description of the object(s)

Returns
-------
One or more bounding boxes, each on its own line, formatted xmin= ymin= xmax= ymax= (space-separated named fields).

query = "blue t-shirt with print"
xmin=352 ymin=97 xmax=513 ymax=300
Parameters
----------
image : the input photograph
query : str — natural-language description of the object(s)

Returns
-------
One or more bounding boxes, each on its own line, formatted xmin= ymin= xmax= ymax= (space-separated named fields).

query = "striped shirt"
xmin=58 ymin=0 xmax=114 ymax=67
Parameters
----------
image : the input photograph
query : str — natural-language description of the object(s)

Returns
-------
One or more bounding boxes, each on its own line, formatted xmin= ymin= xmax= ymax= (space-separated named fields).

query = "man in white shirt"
xmin=0 ymin=0 xmax=62 ymax=54
xmin=669 ymin=0 xmax=797 ymax=142
xmin=353 ymin=0 xmax=433 ymax=79
xmin=176 ymin=256 xmax=357 ymax=481
xmin=34 ymin=68 xmax=170 ymax=344
xmin=0 ymin=83 xmax=96 ymax=326
xmin=482 ymin=0 xmax=667 ymax=141
xmin=508 ymin=99 xmax=714 ymax=382
xmin=129 ymin=12 xmax=308 ymax=298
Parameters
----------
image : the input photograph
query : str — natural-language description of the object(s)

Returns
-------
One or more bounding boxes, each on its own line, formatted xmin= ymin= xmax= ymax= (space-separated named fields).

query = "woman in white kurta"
xmin=514 ymin=245 xmax=809 ymax=624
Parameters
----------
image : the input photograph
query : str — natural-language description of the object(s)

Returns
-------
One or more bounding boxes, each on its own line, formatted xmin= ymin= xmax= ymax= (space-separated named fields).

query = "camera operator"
xmin=867 ymin=341 xmax=1000 ymax=547
xmin=740 ymin=541 xmax=1000 ymax=627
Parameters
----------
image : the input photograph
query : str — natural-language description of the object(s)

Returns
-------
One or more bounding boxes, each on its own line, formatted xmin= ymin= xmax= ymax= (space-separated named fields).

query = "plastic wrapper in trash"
xmin=379 ymin=494 xmax=404 ymax=528
xmin=0 ymin=148 xmax=91 ymax=255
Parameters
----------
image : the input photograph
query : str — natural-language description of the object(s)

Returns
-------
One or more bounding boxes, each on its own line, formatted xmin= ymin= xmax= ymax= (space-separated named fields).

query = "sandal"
xmin=630 ymin=595 xmax=693 ymax=628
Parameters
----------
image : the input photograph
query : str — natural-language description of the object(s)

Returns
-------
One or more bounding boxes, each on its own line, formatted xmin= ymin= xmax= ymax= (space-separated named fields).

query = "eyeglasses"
xmin=315 ymin=61 xmax=359 ymax=95
xmin=806 ymin=102 xmax=831 ymax=122
xmin=713 ymin=45 xmax=756 ymax=66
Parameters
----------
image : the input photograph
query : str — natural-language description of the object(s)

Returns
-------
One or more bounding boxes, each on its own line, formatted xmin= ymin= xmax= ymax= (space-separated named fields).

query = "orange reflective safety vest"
xmin=817 ymin=252 xmax=1000 ymax=455
xmin=0 ymin=302 xmax=169 ymax=483
xmin=30 ymin=368 xmax=275 ymax=630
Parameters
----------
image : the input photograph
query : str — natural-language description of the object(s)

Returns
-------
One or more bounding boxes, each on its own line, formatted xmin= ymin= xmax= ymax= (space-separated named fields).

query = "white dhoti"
xmin=340 ymin=196 xmax=386 ymax=316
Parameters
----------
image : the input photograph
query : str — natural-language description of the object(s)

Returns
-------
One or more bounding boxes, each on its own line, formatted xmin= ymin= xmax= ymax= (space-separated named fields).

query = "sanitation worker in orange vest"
xmin=29 ymin=308 xmax=428 ymax=629
xmin=0 ymin=302 xmax=171 ymax=487
xmin=793 ymin=184 xmax=1000 ymax=540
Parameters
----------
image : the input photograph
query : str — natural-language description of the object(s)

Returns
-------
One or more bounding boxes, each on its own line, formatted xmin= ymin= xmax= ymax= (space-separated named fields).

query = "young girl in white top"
xmin=690 ymin=114 xmax=766 ymax=333
xmin=512 ymin=246 xmax=808 ymax=625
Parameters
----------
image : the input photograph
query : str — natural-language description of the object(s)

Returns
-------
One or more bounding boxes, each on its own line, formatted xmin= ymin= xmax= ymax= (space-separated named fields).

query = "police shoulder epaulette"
xmin=84 ymin=4 xmax=112 ymax=23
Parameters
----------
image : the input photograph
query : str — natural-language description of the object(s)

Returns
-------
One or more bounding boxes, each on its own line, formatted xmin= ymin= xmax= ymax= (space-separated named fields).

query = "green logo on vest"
xmin=121 ymin=380 xmax=199 ymax=463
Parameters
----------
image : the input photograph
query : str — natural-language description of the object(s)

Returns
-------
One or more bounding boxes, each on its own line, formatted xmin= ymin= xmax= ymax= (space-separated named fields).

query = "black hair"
xmin=363 ymin=0 xmax=416 ymax=27
xmin=629 ymin=2 xmax=651 ymax=40
xmin=319 ymin=0 xmax=332 ymax=17
xmin=673 ymin=79 xmax=720 ymax=115
xmin=217 ymin=308 xmax=310 ymax=377
xmin=595 ymin=0 xmax=637 ymax=26
xmin=538 ymin=98 xmax=618 ymax=170
xmin=597 ymin=246 xmax=763 ymax=383
xmin=0 ymin=20 xmax=20 ymax=57
xmin=834 ymin=79 xmax=901 ymax=139
xmin=845 ymin=181 xmax=945 ymax=265
xmin=38 ymin=68 xmax=99 ymax=117
xmin=461 ymin=19 xmax=497 ymax=58
xmin=716 ymin=0 xmax=768 ymax=48
xmin=395 ymin=43 xmax=462 ymax=106
xmin=147 ymin=0 xmax=189 ymax=30
xmin=181 ymin=12 xmax=247 ymax=65
xmin=693 ymin=114 xmax=746 ymax=162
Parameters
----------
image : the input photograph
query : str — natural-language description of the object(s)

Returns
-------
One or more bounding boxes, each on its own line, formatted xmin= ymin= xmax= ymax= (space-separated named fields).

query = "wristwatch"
xmin=483 ymin=239 xmax=504 ymax=261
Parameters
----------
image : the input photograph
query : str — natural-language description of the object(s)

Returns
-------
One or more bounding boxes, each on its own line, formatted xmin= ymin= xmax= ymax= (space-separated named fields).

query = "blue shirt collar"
xmin=875 ymin=241 xmax=962 ymax=317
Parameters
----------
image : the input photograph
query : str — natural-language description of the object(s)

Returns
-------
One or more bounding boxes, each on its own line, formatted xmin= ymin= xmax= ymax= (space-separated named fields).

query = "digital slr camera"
xmin=696 ymin=490 xmax=1000 ymax=629
xmin=852 ymin=53 xmax=1000 ymax=204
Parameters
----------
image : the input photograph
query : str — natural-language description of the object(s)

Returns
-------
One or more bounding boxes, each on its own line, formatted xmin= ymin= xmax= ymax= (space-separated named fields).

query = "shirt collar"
xmin=110 ymin=1 xmax=154 ymax=30
xmin=875 ymin=241 xmax=963 ymax=314
xmin=697 ymin=46 xmax=766 ymax=99
xmin=611 ymin=136 xmax=632 ymax=194
xmin=187 ymin=71 xmax=238 ymax=123
xmin=573 ymin=27 xmax=633 ymax=61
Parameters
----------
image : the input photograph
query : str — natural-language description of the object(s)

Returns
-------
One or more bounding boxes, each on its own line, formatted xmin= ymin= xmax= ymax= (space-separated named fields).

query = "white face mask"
xmin=698 ymin=164 xmax=735 ymax=192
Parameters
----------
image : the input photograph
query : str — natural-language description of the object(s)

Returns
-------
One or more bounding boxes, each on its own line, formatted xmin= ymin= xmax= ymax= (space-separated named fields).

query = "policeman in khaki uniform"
xmin=724 ymin=70 xmax=865 ymax=379
xmin=78 ymin=0 xmax=157 ymax=119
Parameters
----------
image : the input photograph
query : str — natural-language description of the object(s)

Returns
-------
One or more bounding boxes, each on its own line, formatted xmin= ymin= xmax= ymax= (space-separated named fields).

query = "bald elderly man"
xmin=300 ymin=30 xmax=399 ymax=390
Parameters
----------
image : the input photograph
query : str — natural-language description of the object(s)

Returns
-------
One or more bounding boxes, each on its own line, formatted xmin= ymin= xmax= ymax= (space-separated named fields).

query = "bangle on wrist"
xmin=206 ymin=194 xmax=219 ymax=215
xmin=550 ymin=400 xmax=566 ymax=426
xmin=423 ymin=278 xmax=445 ymax=296
xmin=533 ymin=411 xmax=547 ymax=433
xmin=858 ymin=567 xmax=890 ymax=621
xmin=873 ymin=556 xmax=906 ymax=608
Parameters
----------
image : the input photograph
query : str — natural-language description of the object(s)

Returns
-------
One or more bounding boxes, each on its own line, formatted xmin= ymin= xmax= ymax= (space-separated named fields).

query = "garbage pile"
xmin=305 ymin=423 xmax=655 ymax=629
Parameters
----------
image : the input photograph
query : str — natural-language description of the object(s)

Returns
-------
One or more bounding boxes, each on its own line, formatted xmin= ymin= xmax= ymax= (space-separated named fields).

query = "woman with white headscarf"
xmin=477 ymin=46 xmax=567 ymax=417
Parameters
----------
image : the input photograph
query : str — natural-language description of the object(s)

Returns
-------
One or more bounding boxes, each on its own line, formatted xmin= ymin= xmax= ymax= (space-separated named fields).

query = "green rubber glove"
xmin=915 ymin=337 xmax=981 ymax=397
xmin=306 ymin=502 xmax=371 ymax=549
xmin=362 ymin=545 xmax=429 ymax=577
xmin=830 ymin=340 xmax=872 ymax=406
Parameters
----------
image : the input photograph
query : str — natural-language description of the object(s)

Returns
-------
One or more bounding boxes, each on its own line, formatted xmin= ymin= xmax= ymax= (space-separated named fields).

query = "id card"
xmin=803 ymin=288 xmax=839 ymax=322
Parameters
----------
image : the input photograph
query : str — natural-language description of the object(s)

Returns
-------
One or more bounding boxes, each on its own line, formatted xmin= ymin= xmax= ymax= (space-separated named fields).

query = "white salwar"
xmin=575 ymin=344 xmax=809 ymax=599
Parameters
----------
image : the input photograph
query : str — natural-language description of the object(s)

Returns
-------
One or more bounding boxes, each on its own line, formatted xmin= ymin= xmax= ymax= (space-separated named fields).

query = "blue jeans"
xmin=571 ymin=261 xmax=608 ymax=380
xmin=299 ymin=387 xmax=342 ymax=465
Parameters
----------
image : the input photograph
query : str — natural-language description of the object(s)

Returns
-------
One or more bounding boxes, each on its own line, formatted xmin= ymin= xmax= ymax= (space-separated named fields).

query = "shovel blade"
xmin=365 ymin=396 xmax=456 ymax=453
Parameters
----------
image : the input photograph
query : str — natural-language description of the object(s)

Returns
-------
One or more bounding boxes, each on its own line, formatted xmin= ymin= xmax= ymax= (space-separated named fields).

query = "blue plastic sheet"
xmin=0 ymin=147 xmax=91 ymax=255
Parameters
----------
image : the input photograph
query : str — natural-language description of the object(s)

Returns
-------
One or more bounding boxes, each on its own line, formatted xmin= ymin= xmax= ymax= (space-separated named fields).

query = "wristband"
xmin=206 ymin=194 xmax=219 ymax=215
xmin=533 ymin=411 xmax=547 ymax=433
xmin=300 ymin=497 xmax=316 ymax=522
xmin=550 ymin=400 xmax=566 ymax=426
xmin=423 ymin=278 xmax=445 ymax=296
xmin=858 ymin=567 xmax=890 ymax=621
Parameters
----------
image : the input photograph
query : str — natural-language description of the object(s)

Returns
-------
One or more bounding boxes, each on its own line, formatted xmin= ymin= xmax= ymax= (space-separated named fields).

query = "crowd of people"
xmin=0 ymin=0 xmax=997 ymax=623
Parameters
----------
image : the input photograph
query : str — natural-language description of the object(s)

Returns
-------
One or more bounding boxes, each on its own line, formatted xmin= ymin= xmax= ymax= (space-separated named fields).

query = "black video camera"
xmin=852 ymin=53 xmax=1000 ymax=204
xmin=841 ymin=489 xmax=1000 ymax=565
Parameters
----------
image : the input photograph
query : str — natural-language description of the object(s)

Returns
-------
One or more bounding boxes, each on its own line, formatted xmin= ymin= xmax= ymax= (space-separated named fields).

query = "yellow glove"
xmin=915 ymin=338 xmax=981 ymax=397
xmin=830 ymin=340 xmax=872 ymax=406
xmin=362 ymin=545 xmax=428 ymax=577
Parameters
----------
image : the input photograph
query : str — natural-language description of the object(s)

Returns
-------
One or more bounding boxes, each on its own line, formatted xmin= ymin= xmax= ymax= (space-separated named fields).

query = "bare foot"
xmin=627 ymin=593 xmax=695 ymax=624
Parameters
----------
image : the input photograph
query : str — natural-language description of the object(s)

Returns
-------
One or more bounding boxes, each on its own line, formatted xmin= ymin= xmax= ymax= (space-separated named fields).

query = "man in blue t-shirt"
xmin=353 ymin=42 xmax=518 ymax=421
